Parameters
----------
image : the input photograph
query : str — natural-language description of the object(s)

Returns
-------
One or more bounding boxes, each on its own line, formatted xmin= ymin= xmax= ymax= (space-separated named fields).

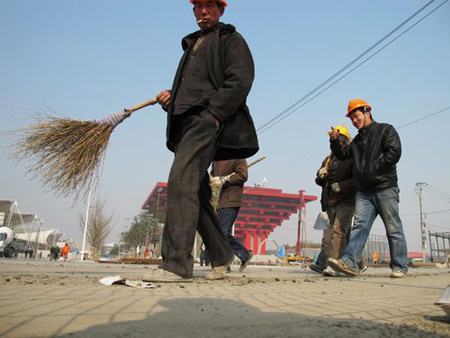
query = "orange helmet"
xmin=190 ymin=0 xmax=227 ymax=7
xmin=347 ymin=99 xmax=372 ymax=117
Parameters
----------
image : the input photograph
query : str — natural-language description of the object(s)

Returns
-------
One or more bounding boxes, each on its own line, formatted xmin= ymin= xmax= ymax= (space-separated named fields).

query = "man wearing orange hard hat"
xmin=144 ymin=0 xmax=258 ymax=283
xmin=327 ymin=99 xmax=408 ymax=279
xmin=190 ymin=0 xmax=227 ymax=8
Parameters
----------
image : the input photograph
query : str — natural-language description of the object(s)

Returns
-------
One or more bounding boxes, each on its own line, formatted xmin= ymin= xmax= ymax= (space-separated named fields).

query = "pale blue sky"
xmin=1 ymin=0 xmax=449 ymax=252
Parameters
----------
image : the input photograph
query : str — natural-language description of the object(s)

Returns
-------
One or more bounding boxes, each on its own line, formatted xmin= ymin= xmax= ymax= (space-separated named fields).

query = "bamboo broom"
xmin=7 ymin=97 xmax=158 ymax=200
xmin=210 ymin=155 xmax=267 ymax=211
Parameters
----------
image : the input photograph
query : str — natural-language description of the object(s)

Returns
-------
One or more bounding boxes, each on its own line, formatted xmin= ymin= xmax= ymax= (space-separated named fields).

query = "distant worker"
xmin=373 ymin=251 xmax=379 ymax=265
xmin=51 ymin=245 xmax=60 ymax=261
xmin=62 ymin=243 xmax=69 ymax=261
xmin=327 ymin=99 xmax=408 ymax=278
xmin=211 ymin=159 xmax=253 ymax=272
xmin=310 ymin=126 xmax=358 ymax=277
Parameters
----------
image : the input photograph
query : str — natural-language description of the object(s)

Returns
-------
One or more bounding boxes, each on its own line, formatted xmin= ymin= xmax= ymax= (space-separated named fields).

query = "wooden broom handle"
xmin=127 ymin=97 xmax=158 ymax=113
xmin=247 ymin=155 xmax=267 ymax=168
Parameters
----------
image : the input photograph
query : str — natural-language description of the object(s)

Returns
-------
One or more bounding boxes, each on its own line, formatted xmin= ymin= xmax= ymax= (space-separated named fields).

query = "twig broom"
xmin=6 ymin=98 xmax=157 ymax=200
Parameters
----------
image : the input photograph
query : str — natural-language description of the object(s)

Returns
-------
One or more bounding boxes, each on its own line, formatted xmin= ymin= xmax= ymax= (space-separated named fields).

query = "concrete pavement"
xmin=0 ymin=259 xmax=449 ymax=337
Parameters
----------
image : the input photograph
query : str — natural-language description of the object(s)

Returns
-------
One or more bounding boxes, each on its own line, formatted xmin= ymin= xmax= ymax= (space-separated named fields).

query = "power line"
xmin=252 ymin=3 xmax=450 ymax=177
xmin=428 ymin=224 xmax=450 ymax=231
xmin=258 ymin=0 xmax=447 ymax=134
xmin=423 ymin=190 xmax=450 ymax=202
xmin=397 ymin=106 xmax=450 ymax=129
xmin=425 ymin=184 xmax=450 ymax=199
xmin=423 ymin=185 xmax=450 ymax=203
xmin=426 ymin=208 xmax=450 ymax=215
xmin=257 ymin=0 xmax=434 ymax=132
xmin=254 ymin=2 xmax=449 ymax=174
xmin=257 ymin=0 xmax=447 ymax=135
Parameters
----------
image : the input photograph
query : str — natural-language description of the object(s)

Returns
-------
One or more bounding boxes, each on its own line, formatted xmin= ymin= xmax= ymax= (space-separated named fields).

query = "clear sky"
xmin=1 ymin=0 xmax=449 ymax=252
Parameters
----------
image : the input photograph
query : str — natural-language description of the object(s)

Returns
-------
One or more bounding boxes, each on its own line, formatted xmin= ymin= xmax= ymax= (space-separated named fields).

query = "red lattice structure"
xmin=142 ymin=182 xmax=317 ymax=255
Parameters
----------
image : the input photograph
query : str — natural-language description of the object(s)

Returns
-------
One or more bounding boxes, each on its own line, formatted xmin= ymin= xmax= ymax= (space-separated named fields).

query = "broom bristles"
xmin=8 ymin=113 xmax=120 ymax=200
xmin=210 ymin=182 xmax=223 ymax=212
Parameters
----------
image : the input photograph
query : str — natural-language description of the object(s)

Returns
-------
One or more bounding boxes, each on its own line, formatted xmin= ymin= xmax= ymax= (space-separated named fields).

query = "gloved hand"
xmin=218 ymin=175 xmax=230 ymax=185
xmin=209 ymin=175 xmax=222 ymax=188
xmin=318 ymin=167 xmax=328 ymax=179
xmin=209 ymin=175 xmax=232 ymax=188
xmin=331 ymin=183 xmax=341 ymax=193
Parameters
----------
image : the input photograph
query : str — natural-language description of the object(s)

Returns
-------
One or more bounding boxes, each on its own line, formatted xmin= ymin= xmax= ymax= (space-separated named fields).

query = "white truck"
xmin=0 ymin=226 xmax=15 ymax=257
xmin=0 ymin=226 xmax=32 ymax=257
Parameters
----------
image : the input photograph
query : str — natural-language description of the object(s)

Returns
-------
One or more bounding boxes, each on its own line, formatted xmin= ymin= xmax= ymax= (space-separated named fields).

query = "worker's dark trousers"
xmin=161 ymin=109 xmax=233 ymax=278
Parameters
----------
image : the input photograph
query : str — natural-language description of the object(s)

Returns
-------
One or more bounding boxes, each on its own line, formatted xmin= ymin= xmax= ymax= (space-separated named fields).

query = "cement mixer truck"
xmin=0 ymin=226 xmax=20 ymax=257
xmin=0 ymin=227 xmax=37 ymax=257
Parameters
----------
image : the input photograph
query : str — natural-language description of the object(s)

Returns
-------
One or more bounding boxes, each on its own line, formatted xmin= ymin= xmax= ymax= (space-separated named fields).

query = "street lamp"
xmin=81 ymin=187 xmax=93 ymax=262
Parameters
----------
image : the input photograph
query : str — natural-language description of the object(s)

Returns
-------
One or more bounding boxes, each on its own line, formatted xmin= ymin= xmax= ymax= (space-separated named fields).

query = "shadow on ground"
xmin=54 ymin=297 xmax=449 ymax=338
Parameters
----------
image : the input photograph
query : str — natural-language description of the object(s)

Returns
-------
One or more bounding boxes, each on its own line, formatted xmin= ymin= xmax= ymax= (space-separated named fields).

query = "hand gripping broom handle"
xmin=126 ymin=97 xmax=158 ymax=113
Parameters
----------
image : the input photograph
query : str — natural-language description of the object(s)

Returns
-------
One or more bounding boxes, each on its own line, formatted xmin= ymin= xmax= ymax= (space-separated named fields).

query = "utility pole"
xmin=415 ymin=182 xmax=428 ymax=262
xmin=296 ymin=190 xmax=306 ymax=258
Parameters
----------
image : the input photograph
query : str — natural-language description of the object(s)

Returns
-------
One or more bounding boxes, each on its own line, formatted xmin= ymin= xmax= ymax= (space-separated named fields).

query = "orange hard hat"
xmin=346 ymin=99 xmax=372 ymax=117
xmin=190 ymin=0 xmax=227 ymax=7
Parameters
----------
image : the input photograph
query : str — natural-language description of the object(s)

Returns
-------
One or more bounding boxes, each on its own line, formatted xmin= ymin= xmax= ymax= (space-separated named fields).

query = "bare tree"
xmin=79 ymin=199 xmax=115 ymax=260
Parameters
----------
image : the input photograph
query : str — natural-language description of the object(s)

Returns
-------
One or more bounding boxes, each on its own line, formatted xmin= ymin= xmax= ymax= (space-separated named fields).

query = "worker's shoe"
xmin=360 ymin=265 xmax=368 ymax=274
xmin=327 ymin=258 xmax=358 ymax=277
xmin=390 ymin=269 xmax=407 ymax=278
xmin=322 ymin=266 xmax=340 ymax=277
xmin=239 ymin=251 xmax=254 ymax=272
xmin=142 ymin=268 xmax=193 ymax=283
xmin=206 ymin=257 xmax=233 ymax=280
xmin=205 ymin=266 xmax=228 ymax=280
xmin=309 ymin=264 xmax=324 ymax=274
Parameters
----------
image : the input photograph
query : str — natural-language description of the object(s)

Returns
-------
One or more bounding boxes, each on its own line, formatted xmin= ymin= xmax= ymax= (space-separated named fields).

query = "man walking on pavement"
xmin=327 ymin=99 xmax=408 ymax=278
xmin=143 ymin=0 xmax=258 ymax=282
xmin=211 ymin=159 xmax=253 ymax=273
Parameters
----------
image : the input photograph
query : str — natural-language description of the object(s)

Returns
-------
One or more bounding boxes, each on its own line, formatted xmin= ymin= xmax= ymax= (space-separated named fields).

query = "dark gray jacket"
xmin=330 ymin=121 xmax=401 ymax=192
xmin=166 ymin=23 xmax=259 ymax=160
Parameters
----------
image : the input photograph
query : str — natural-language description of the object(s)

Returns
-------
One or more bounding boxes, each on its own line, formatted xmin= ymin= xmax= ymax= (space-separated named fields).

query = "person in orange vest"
xmin=62 ymin=243 xmax=69 ymax=261
xmin=373 ymin=251 xmax=379 ymax=264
